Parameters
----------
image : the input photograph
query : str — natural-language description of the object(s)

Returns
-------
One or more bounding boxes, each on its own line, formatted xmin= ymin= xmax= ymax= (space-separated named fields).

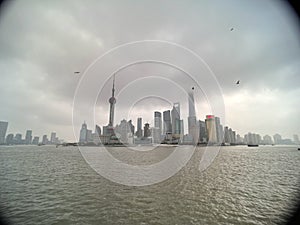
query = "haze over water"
xmin=1 ymin=145 xmax=299 ymax=225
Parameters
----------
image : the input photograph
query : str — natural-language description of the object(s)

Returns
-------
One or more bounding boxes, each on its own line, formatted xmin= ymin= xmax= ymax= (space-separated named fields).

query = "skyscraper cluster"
xmin=77 ymin=76 xmax=299 ymax=146
xmin=79 ymin=121 xmax=105 ymax=145
xmin=0 ymin=121 xmax=62 ymax=145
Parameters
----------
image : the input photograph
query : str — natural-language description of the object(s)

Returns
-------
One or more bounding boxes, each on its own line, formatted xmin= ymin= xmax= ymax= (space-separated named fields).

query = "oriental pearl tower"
xmin=108 ymin=74 xmax=116 ymax=127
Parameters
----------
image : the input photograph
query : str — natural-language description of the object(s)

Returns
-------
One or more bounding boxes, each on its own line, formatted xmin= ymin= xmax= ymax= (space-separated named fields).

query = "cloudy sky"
xmin=0 ymin=0 xmax=299 ymax=141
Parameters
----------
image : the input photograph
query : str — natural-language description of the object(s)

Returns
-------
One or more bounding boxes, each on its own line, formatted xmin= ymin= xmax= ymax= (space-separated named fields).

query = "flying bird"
xmin=74 ymin=71 xmax=80 ymax=74
xmin=236 ymin=80 xmax=240 ymax=85
xmin=192 ymin=87 xmax=194 ymax=90
xmin=230 ymin=28 xmax=234 ymax=31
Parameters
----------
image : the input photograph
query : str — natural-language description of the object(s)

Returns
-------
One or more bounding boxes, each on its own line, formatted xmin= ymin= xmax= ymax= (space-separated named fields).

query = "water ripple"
xmin=0 ymin=145 xmax=299 ymax=224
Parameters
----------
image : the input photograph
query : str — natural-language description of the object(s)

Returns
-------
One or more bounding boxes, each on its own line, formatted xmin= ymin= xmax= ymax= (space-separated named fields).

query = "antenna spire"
xmin=112 ymin=74 xmax=115 ymax=97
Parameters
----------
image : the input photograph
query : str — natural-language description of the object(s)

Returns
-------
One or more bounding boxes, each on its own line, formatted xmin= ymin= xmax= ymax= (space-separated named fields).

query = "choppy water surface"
xmin=0 ymin=145 xmax=299 ymax=225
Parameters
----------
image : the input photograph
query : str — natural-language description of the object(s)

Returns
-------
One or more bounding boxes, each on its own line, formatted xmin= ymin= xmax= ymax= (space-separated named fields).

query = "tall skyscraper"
xmin=219 ymin=124 xmax=224 ymax=143
xmin=228 ymin=128 xmax=233 ymax=143
xmin=144 ymin=123 xmax=151 ymax=137
xmin=180 ymin=119 xmax=184 ymax=142
xmin=232 ymin=131 xmax=237 ymax=144
xmin=135 ymin=117 xmax=143 ymax=138
xmin=215 ymin=117 xmax=223 ymax=143
xmin=171 ymin=103 xmax=181 ymax=135
xmin=0 ymin=121 xmax=8 ymax=144
xmin=154 ymin=112 xmax=162 ymax=134
xmin=50 ymin=132 xmax=56 ymax=144
xmin=188 ymin=88 xmax=196 ymax=117
xmin=199 ymin=120 xmax=207 ymax=143
xmin=79 ymin=122 xmax=88 ymax=143
xmin=187 ymin=88 xmax=199 ymax=144
xmin=42 ymin=135 xmax=48 ymax=145
xmin=137 ymin=117 xmax=142 ymax=131
xmin=224 ymin=126 xmax=230 ymax=143
xmin=25 ymin=130 xmax=33 ymax=145
xmin=86 ymin=129 xmax=92 ymax=142
xmin=205 ymin=115 xmax=217 ymax=144
xmin=163 ymin=110 xmax=172 ymax=134
xmin=153 ymin=112 xmax=162 ymax=143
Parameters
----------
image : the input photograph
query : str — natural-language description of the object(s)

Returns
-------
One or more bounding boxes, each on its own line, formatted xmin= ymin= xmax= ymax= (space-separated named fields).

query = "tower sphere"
xmin=109 ymin=96 xmax=116 ymax=104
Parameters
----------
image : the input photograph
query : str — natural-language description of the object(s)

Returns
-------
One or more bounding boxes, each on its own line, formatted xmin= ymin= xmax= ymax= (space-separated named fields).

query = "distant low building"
xmin=263 ymin=135 xmax=273 ymax=145
xmin=42 ymin=135 xmax=48 ymax=145
xmin=293 ymin=134 xmax=299 ymax=144
xmin=25 ymin=130 xmax=32 ymax=145
xmin=0 ymin=121 xmax=8 ymax=144
xmin=281 ymin=139 xmax=293 ymax=145
xmin=32 ymin=136 xmax=40 ymax=145
xmin=15 ymin=133 xmax=22 ymax=145
xmin=273 ymin=134 xmax=282 ymax=145
xmin=5 ymin=133 xmax=14 ymax=145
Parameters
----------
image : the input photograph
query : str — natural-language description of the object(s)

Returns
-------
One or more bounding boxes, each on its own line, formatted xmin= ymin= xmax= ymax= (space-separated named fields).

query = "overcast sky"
xmin=0 ymin=0 xmax=299 ymax=141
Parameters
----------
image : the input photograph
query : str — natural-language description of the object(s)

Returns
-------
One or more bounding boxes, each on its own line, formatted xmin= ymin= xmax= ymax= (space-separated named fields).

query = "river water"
xmin=0 ymin=145 xmax=299 ymax=225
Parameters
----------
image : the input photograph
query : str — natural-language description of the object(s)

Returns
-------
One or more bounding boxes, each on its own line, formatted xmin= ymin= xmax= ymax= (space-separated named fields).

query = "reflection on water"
xmin=0 ymin=145 xmax=299 ymax=225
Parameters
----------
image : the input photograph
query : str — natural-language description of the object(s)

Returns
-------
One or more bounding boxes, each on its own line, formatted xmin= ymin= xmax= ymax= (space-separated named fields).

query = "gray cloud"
xmin=0 ymin=0 xmax=299 ymax=141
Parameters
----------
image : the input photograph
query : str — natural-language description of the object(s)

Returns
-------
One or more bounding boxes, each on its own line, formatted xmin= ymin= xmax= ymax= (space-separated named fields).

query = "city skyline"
xmin=1 ymin=114 xmax=299 ymax=145
xmin=77 ymin=77 xmax=299 ymax=145
xmin=0 ymin=75 xmax=299 ymax=145
xmin=1 ymin=81 xmax=299 ymax=144
xmin=0 ymin=1 xmax=299 ymax=141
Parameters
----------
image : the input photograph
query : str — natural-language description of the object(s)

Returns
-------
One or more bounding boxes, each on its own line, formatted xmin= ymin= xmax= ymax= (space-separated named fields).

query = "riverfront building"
xmin=153 ymin=112 xmax=162 ymax=143
xmin=163 ymin=110 xmax=172 ymax=135
xmin=171 ymin=103 xmax=181 ymax=136
xmin=205 ymin=115 xmax=218 ymax=144
xmin=187 ymin=88 xmax=199 ymax=144
xmin=136 ymin=117 xmax=143 ymax=138
xmin=0 ymin=121 xmax=8 ymax=144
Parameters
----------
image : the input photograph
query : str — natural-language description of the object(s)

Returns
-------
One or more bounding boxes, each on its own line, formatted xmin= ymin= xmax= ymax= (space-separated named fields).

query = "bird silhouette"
xmin=230 ymin=28 xmax=234 ymax=31
xmin=236 ymin=80 xmax=240 ymax=85
xmin=74 ymin=71 xmax=80 ymax=74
